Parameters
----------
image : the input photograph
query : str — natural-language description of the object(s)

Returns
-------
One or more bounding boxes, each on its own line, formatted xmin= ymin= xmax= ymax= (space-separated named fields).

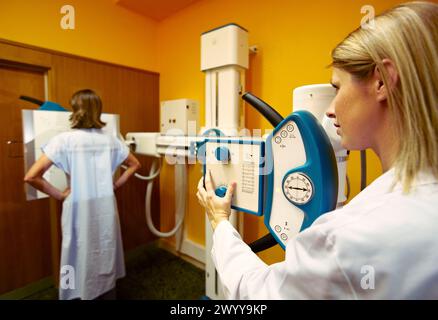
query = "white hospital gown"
xmin=42 ymin=128 xmax=129 ymax=300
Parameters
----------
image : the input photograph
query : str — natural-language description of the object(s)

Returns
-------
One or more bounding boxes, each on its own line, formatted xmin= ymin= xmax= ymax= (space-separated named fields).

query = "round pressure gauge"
xmin=282 ymin=172 xmax=314 ymax=205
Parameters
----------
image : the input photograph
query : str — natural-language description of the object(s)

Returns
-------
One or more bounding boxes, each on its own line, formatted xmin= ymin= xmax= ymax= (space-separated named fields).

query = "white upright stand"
xmin=293 ymin=84 xmax=348 ymax=207
xmin=201 ymin=23 xmax=249 ymax=299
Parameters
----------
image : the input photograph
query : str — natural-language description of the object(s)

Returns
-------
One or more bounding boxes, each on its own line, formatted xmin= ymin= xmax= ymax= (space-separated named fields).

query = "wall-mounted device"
xmin=160 ymin=99 xmax=199 ymax=136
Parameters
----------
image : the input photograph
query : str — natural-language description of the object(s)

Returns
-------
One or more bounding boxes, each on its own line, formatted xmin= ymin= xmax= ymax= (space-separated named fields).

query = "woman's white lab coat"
xmin=42 ymin=129 xmax=129 ymax=300
xmin=211 ymin=169 xmax=438 ymax=299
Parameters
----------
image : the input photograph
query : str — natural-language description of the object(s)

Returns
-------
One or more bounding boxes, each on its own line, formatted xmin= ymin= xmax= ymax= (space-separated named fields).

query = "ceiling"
xmin=115 ymin=0 xmax=203 ymax=21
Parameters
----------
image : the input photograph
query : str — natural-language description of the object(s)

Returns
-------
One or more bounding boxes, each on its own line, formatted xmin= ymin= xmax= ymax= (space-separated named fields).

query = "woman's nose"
xmin=326 ymin=101 xmax=336 ymax=119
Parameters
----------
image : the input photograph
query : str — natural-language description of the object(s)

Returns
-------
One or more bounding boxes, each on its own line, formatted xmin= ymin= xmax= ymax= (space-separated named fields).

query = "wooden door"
xmin=0 ymin=63 xmax=53 ymax=294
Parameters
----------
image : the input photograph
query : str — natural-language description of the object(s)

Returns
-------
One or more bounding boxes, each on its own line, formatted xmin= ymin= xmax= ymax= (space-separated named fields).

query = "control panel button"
xmin=215 ymin=186 xmax=228 ymax=198
xmin=274 ymin=136 xmax=282 ymax=144
xmin=215 ymin=146 xmax=230 ymax=162
xmin=280 ymin=130 xmax=288 ymax=138
xmin=274 ymin=225 xmax=282 ymax=233
xmin=287 ymin=124 xmax=294 ymax=132
xmin=280 ymin=233 xmax=288 ymax=241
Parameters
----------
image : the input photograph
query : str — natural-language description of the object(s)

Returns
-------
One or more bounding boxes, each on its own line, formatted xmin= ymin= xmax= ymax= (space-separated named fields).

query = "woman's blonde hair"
xmin=331 ymin=1 xmax=438 ymax=192
xmin=70 ymin=89 xmax=106 ymax=129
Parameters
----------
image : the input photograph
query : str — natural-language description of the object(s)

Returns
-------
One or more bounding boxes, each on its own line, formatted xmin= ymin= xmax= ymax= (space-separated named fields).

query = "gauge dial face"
xmin=283 ymin=172 xmax=313 ymax=205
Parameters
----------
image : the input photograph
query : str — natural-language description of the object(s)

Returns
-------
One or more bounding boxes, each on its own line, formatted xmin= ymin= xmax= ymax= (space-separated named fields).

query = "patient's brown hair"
xmin=69 ymin=89 xmax=106 ymax=129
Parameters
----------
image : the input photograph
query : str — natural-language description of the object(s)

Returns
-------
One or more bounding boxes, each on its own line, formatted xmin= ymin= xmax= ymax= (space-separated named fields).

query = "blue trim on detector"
xmin=291 ymin=111 xmax=338 ymax=231
xmin=263 ymin=132 xmax=277 ymax=242
xmin=263 ymin=111 xmax=338 ymax=249
xmin=38 ymin=101 xmax=67 ymax=111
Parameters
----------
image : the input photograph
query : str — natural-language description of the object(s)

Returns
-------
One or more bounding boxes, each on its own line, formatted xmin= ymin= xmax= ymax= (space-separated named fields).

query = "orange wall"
xmin=157 ymin=0 xmax=405 ymax=263
xmin=0 ymin=0 xmax=159 ymax=72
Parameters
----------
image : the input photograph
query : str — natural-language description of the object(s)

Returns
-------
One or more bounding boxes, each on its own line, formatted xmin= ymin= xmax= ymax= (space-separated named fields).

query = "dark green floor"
xmin=25 ymin=245 xmax=205 ymax=300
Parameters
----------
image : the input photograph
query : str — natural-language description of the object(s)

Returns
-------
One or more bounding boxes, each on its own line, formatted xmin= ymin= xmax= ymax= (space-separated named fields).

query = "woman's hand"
xmin=60 ymin=187 xmax=71 ymax=201
xmin=24 ymin=155 xmax=71 ymax=201
xmin=197 ymin=170 xmax=236 ymax=230
xmin=113 ymin=153 xmax=141 ymax=190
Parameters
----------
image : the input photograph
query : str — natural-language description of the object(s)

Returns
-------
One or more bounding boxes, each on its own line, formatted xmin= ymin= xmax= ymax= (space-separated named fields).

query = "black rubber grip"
xmin=248 ymin=233 xmax=278 ymax=253
xmin=19 ymin=95 xmax=44 ymax=106
xmin=242 ymin=92 xmax=284 ymax=127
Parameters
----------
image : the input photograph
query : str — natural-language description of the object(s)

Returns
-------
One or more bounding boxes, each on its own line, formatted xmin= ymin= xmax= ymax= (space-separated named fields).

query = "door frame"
xmin=0 ymin=40 xmax=61 ymax=295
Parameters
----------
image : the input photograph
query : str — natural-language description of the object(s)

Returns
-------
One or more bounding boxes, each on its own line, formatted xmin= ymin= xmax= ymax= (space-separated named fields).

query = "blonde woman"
xmin=197 ymin=1 xmax=438 ymax=299
xmin=24 ymin=89 xmax=141 ymax=300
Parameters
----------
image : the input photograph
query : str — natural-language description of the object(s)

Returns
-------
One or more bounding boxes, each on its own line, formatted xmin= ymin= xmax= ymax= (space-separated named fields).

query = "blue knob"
xmin=215 ymin=186 xmax=228 ymax=198
xmin=215 ymin=147 xmax=230 ymax=162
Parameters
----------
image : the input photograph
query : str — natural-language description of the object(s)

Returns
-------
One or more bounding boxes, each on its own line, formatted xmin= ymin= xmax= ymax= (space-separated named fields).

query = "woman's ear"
xmin=374 ymin=58 xmax=399 ymax=103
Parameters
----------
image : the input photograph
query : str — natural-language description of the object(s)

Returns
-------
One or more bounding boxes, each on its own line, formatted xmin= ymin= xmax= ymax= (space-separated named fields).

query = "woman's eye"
xmin=331 ymin=83 xmax=339 ymax=93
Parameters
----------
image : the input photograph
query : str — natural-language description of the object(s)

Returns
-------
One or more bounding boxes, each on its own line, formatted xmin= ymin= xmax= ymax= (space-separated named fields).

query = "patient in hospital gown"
xmin=25 ymin=89 xmax=141 ymax=300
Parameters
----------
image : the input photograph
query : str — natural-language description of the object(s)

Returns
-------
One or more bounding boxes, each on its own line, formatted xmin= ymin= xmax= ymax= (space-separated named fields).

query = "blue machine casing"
xmin=263 ymin=111 xmax=338 ymax=248
xmin=199 ymin=110 xmax=338 ymax=249
xmin=38 ymin=101 xmax=67 ymax=111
